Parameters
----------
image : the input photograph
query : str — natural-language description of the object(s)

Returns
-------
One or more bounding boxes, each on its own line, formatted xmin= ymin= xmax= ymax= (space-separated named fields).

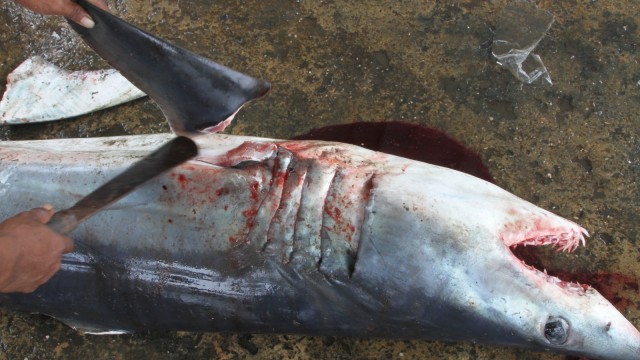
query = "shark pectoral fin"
xmin=69 ymin=0 xmax=271 ymax=135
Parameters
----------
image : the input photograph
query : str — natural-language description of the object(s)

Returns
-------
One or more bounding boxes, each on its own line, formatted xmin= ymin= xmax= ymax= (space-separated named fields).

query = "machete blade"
xmin=47 ymin=136 xmax=198 ymax=234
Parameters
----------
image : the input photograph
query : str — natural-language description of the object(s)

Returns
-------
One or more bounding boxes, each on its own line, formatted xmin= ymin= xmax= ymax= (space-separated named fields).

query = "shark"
xmin=0 ymin=1 xmax=638 ymax=359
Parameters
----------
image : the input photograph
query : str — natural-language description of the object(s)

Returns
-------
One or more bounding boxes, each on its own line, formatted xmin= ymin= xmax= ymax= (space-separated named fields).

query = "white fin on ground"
xmin=0 ymin=56 xmax=146 ymax=124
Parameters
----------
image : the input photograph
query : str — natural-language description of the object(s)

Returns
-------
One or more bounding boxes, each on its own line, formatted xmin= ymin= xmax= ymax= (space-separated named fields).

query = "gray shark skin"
xmin=68 ymin=0 xmax=271 ymax=135
xmin=0 ymin=133 xmax=638 ymax=360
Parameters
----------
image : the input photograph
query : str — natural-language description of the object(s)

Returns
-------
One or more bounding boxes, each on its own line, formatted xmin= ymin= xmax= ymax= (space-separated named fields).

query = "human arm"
xmin=0 ymin=206 xmax=74 ymax=293
xmin=13 ymin=0 xmax=109 ymax=28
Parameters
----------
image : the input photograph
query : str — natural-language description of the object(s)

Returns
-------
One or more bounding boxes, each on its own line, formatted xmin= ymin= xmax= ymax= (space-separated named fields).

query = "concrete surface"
xmin=0 ymin=0 xmax=638 ymax=359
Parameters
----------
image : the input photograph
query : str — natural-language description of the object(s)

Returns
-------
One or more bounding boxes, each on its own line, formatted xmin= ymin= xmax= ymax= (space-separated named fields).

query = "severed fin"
xmin=0 ymin=56 xmax=145 ymax=125
xmin=69 ymin=0 xmax=271 ymax=135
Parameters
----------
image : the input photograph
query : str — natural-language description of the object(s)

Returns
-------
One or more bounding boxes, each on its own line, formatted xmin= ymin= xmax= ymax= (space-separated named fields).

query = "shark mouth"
xmin=500 ymin=217 xmax=591 ymax=293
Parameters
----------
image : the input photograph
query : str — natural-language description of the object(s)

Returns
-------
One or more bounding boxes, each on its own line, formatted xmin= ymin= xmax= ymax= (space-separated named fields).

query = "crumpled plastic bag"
xmin=492 ymin=2 xmax=554 ymax=85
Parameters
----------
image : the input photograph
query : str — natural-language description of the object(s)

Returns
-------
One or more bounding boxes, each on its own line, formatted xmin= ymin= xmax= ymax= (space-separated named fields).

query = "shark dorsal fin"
xmin=69 ymin=0 xmax=270 ymax=135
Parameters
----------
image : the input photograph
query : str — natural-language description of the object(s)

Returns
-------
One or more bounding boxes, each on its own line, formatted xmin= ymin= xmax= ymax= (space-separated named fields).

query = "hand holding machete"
xmin=13 ymin=0 xmax=109 ymax=28
xmin=0 ymin=205 xmax=73 ymax=293
xmin=0 ymin=137 xmax=198 ymax=293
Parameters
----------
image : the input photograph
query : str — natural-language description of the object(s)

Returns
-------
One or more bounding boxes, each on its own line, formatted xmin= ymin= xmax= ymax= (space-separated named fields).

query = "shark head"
xmin=355 ymin=156 xmax=640 ymax=360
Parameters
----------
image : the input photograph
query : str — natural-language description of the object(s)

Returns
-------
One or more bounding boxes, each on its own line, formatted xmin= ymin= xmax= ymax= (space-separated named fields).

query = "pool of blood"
xmin=292 ymin=121 xmax=494 ymax=183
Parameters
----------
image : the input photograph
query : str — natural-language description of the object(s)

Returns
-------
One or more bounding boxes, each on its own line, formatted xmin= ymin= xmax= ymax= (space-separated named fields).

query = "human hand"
xmin=0 ymin=206 xmax=74 ymax=293
xmin=13 ymin=0 xmax=109 ymax=28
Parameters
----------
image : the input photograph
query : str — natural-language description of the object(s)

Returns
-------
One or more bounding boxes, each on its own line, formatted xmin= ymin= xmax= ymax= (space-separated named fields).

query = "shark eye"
xmin=545 ymin=317 xmax=570 ymax=345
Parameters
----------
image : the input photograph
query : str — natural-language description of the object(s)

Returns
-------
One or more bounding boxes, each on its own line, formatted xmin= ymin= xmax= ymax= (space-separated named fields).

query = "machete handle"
xmin=47 ymin=210 xmax=80 ymax=235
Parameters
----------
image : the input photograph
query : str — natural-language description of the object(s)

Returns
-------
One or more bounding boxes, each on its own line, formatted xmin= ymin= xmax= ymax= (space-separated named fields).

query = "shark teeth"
xmin=519 ymin=260 xmax=593 ymax=295
xmin=514 ymin=227 xmax=589 ymax=252
xmin=501 ymin=212 xmax=589 ymax=253
xmin=508 ymin=224 xmax=590 ymax=293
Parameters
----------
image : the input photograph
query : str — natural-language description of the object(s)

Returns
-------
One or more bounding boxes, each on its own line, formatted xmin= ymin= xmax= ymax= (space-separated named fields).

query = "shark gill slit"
xmin=276 ymin=150 xmax=308 ymax=264
xmin=316 ymin=169 xmax=375 ymax=279
xmin=289 ymin=159 xmax=335 ymax=267
xmin=287 ymin=167 xmax=309 ymax=264
xmin=248 ymin=149 xmax=290 ymax=251
xmin=349 ymin=174 xmax=375 ymax=278
xmin=263 ymin=148 xmax=301 ymax=258
xmin=317 ymin=169 xmax=339 ymax=274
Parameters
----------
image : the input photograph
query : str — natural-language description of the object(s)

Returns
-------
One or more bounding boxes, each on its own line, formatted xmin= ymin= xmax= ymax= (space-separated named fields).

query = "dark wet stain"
xmin=322 ymin=335 xmax=336 ymax=346
xmin=417 ymin=4 xmax=465 ymax=35
xmin=572 ymin=156 xmax=593 ymax=173
xmin=597 ymin=205 xmax=619 ymax=219
xmin=440 ymin=76 xmax=471 ymax=104
xmin=439 ymin=72 xmax=518 ymax=122
xmin=534 ymin=171 xmax=552 ymax=185
xmin=595 ymin=232 xmax=614 ymax=245
xmin=560 ymin=40 xmax=605 ymax=76
xmin=486 ymin=99 xmax=516 ymax=121
xmin=600 ymin=13 xmax=638 ymax=54
xmin=556 ymin=94 xmax=574 ymax=124
xmin=237 ymin=334 xmax=259 ymax=355
xmin=296 ymin=17 xmax=325 ymax=38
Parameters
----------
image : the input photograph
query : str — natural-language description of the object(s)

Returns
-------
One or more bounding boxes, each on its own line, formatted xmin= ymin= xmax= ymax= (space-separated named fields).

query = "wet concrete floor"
xmin=0 ymin=0 xmax=638 ymax=359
